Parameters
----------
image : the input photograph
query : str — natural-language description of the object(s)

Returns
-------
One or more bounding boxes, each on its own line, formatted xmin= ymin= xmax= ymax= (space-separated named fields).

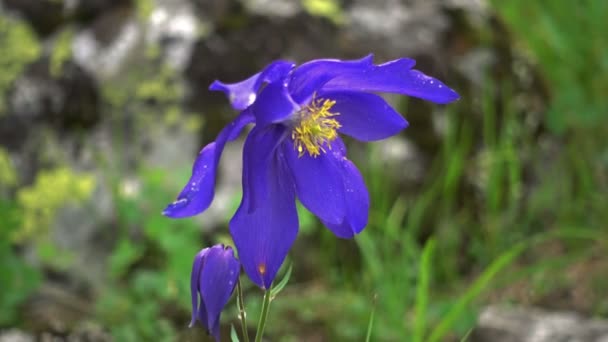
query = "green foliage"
xmin=96 ymin=167 xmax=207 ymax=340
xmin=364 ymin=294 xmax=377 ymax=342
xmin=270 ymin=263 xmax=293 ymax=298
xmin=231 ymin=325 xmax=241 ymax=342
xmin=413 ymin=239 xmax=435 ymax=342
xmin=302 ymin=0 xmax=345 ymax=25
xmin=492 ymin=0 xmax=608 ymax=133
xmin=136 ymin=0 xmax=155 ymax=21
xmin=135 ymin=66 xmax=182 ymax=104
xmin=50 ymin=28 xmax=74 ymax=76
xmin=349 ymin=71 xmax=605 ymax=339
xmin=101 ymin=51 xmax=203 ymax=133
xmin=0 ymin=200 xmax=42 ymax=326
xmin=0 ymin=148 xmax=17 ymax=186
xmin=0 ymin=15 xmax=41 ymax=113
xmin=0 ymin=149 xmax=41 ymax=326
xmin=15 ymin=168 xmax=95 ymax=242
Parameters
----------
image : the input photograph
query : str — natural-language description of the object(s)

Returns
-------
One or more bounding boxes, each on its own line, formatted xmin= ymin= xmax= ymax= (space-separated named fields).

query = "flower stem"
xmin=254 ymin=290 xmax=272 ymax=342
xmin=236 ymin=278 xmax=250 ymax=342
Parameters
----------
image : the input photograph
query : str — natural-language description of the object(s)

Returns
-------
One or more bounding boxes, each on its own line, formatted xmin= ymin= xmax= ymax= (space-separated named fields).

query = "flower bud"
xmin=190 ymin=245 xmax=240 ymax=341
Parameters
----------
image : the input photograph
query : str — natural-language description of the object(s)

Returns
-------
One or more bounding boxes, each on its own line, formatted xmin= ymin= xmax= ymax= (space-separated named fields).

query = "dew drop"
xmin=248 ymin=93 xmax=257 ymax=105
xmin=173 ymin=198 xmax=189 ymax=207
xmin=162 ymin=198 xmax=189 ymax=215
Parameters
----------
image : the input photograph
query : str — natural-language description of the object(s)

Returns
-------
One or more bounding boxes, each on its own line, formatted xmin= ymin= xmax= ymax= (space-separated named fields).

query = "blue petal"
xmin=241 ymin=125 xmax=287 ymax=212
xmin=321 ymin=58 xmax=460 ymax=104
xmin=319 ymin=90 xmax=409 ymax=141
xmin=210 ymin=60 xmax=295 ymax=110
xmin=288 ymin=55 xmax=374 ymax=104
xmin=282 ymin=141 xmax=346 ymax=225
xmin=200 ymin=246 xmax=240 ymax=341
xmin=163 ymin=111 xmax=254 ymax=218
xmin=250 ymin=81 xmax=299 ymax=127
xmin=321 ymin=145 xmax=369 ymax=238
xmin=197 ymin=304 xmax=209 ymax=336
xmin=189 ymin=247 xmax=210 ymax=327
xmin=230 ymin=132 xmax=298 ymax=289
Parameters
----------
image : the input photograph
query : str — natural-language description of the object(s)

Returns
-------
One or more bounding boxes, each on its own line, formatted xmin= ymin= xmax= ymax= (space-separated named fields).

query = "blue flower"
xmin=189 ymin=245 xmax=240 ymax=341
xmin=164 ymin=55 xmax=459 ymax=289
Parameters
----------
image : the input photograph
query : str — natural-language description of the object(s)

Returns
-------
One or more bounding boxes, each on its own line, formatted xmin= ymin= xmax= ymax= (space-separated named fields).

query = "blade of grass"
xmin=427 ymin=241 xmax=525 ymax=342
xmin=365 ymin=293 xmax=378 ymax=342
xmin=231 ymin=325 xmax=241 ymax=342
xmin=413 ymin=238 xmax=436 ymax=342
xmin=427 ymin=227 xmax=605 ymax=342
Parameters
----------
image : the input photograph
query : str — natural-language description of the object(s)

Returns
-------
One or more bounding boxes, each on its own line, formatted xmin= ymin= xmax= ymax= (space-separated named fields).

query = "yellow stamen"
xmin=291 ymin=97 xmax=341 ymax=157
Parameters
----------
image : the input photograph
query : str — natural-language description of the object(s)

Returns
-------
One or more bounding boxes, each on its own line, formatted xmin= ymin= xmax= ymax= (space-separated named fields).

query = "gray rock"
xmin=72 ymin=11 xmax=142 ymax=81
xmin=473 ymin=306 xmax=608 ymax=342
xmin=145 ymin=0 xmax=200 ymax=71
xmin=51 ymin=178 xmax=114 ymax=287
xmin=240 ymin=0 xmax=301 ymax=18
xmin=7 ymin=58 xmax=100 ymax=130
xmin=455 ymin=48 xmax=497 ymax=88
xmin=345 ymin=0 xmax=449 ymax=57
xmin=72 ymin=0 xmax=200 ymax=80
xmin=0 ymin=329 xmax=34 ymax=342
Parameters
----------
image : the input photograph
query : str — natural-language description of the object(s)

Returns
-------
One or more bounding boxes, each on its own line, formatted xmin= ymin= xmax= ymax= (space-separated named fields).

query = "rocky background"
xmin=0 ymin=0 xmax=606 ymax=341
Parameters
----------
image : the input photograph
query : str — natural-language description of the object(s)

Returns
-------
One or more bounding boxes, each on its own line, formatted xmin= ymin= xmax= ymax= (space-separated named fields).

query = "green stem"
xmin=236 ymin=279 xmax=250 ymax=342
xmin=254 ymin=290 xmax=272 ymax=342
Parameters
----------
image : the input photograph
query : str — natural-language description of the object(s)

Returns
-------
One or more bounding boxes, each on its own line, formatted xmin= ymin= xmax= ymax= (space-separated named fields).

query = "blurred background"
xmin=0 ymin=0 xmax=606 ymax=341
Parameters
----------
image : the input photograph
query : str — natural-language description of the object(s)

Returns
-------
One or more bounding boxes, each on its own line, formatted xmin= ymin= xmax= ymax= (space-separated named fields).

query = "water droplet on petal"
xmin=248 ymin=93 xmax=256 ymax=105
xmin=162 ymin=197 xmax=190 ymax=215
xmin=169 ymin=198 xmax=189 ymax=209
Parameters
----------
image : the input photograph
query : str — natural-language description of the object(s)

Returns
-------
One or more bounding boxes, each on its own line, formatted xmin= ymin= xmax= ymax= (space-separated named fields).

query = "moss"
xmin=163 ymin=105 xmax=181 ymax=126
xmin=0 ymin=15 xmax=41 ymax=113
xmin=136 ymin=0 xmax=155 ymax=21
xmin=184 ymin=113 xmax=204 ymax=133
xmin=0 ymin=148 xmax=17 ymax=187
xmin=50 ymin=27 xmax=74 ymax=77
xmin=302 ymin=0 xmax=345 ymax=25
xmin=14 ymin=167 xmax=96 ymax=242
xmin=135 ymin=65 xmax=182 ymax=102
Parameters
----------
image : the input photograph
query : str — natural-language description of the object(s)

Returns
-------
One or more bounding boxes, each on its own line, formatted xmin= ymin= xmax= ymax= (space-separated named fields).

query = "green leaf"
xmin=270 ymin=263 xmax=293 ymax=298
xmin=109 ymin=238 xmax=144 ymax=279
xmin=231 ymin=325 xmax=241 ymax=342
xmin=427 ymin=242 xmax=525 ymax=342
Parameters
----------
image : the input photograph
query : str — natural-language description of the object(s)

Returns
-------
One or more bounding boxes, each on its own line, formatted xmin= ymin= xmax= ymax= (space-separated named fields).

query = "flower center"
xmin=291 ymin=97 xmax=341 ymax=157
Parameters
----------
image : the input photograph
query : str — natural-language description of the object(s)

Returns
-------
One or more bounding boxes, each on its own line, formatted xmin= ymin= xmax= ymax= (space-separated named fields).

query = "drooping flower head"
xmin=164 ymin=55 xmax=459 ymax=289
xmin=190 ymin=245 xmax=240 ymax=341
